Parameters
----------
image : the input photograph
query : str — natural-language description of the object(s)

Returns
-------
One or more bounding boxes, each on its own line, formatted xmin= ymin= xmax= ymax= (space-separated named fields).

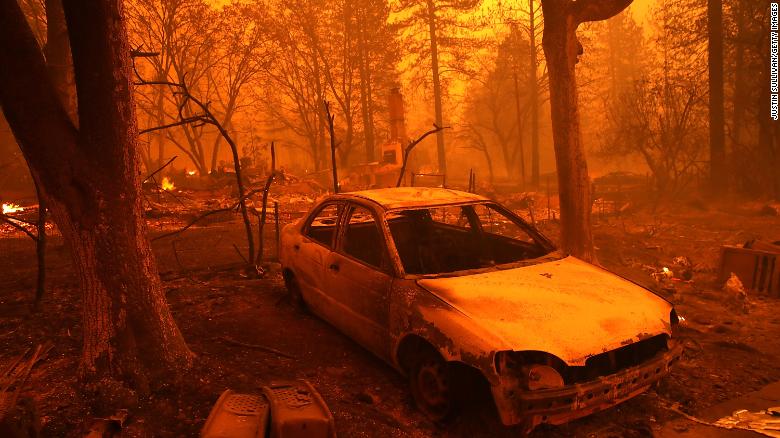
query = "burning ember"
xmin=161 ymin=177 xmax=175 ymax=191
xmin=187 ymin=170 xmax=197 ymax=176
xmin=2 ymin=203 xmax=24 ymax=214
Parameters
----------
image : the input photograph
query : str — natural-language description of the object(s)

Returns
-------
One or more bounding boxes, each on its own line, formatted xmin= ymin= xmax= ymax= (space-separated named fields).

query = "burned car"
xmin=280 ymin=187 xmax=682 ymax=432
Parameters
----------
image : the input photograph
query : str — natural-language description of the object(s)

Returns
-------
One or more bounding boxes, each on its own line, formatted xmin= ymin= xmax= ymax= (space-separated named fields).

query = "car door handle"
xmin=329 ymin=263 xmax=339 ymax=272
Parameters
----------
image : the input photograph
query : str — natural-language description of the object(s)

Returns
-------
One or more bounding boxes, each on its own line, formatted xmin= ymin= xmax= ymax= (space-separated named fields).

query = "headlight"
xmin=526 ymin=364 xmax=564 ymax=390
xmin=496 ymin=351 xmax=565 ymax=390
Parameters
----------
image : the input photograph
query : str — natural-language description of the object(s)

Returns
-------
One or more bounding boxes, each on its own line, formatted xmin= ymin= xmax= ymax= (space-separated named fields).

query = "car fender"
xmin=390 ymin=279 xmax=507 ymax=385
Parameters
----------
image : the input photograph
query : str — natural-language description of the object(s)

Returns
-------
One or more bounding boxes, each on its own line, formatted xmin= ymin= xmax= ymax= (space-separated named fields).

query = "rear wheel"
xmin=408 ymin=348 xmax=453 ymax=422
xmin=283 ymin=271 xmax=305 ymax=310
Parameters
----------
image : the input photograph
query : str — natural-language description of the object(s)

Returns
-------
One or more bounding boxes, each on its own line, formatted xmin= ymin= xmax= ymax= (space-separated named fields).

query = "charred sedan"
xmin=280 ymin=187 xmax=682 ymax=432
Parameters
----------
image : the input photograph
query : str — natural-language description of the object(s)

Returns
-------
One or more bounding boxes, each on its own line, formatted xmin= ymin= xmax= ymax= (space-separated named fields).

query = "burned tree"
xmin=324 ymin=100 xmax=339 ymax=193
xmin=707 ymin=0 xmax=726 ymax=192
xmin=541 ymin=0 xmax=633 ymax=262
xmin=0 ymin=0 xmax=192 ymax=393
xmin=135 ymin=73 xmax=258 ymax=270
xmin=396 ymin=124 xmax=447 ymax=187
xmin=397 ymin=0 xmax=480 ymax=181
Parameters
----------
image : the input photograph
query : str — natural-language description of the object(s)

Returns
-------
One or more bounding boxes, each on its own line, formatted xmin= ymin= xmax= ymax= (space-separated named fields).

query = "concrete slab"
xmin=658 ymin=382 xmax=780 ymax=437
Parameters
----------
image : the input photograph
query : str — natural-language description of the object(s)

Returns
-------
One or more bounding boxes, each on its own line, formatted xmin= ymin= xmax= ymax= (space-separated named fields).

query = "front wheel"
xmin=408 ymin=349 xmax=454 ymax=422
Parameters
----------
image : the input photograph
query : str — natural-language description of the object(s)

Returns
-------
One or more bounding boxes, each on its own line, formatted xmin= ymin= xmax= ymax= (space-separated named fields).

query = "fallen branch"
xmin=218 ymin=336 xmax=296 ymax=359
xmin=232 ymin=243 xmax=249 ymax=265
xmin=151 ymin=207 xmax=233 ymax=242
xmin=151 ymin=186 xmax=267 ymax=242
xmin=0 ymin=213 xmax=37 ymax=241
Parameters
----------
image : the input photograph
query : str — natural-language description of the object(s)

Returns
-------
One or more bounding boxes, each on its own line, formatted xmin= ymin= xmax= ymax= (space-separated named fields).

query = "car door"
xmin=294 ymin=202 xmax=345 ymax=318
xmin=324 ymin=202 xmax=393 ymax=360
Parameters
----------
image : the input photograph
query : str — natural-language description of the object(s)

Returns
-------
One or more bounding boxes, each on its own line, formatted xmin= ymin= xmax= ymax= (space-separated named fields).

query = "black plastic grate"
xmin=269 ymin=385 xmax=313 ymax=408
xmin=224 ymin=394 xmax=266 ymax=416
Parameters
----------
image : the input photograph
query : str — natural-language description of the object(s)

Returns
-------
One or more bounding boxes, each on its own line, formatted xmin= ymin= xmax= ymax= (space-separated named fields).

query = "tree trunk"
xmin=357 ymin=6 xmax=375 ymax=163
xmin=425 ymin=0 xmax=446 ymax=181
xmin=33 ymin=179 xmax=47 ymax=311
xmin=210 ymin=99 xmax=237 ymax=173
xmin=0 ymin=0 xmax=192 ymax=392
xmin=707 ymin=0 xmax=726 ymax=192
xmin=155 ymin=81 xmax=166 ymax=170
xmin=731 ymin=2 xmax=746 ymax=157
xmin=44 ymin=0 xmax=77 ymax=124
xmin=540 ymin=0 xmax=632 ymax=261
xmin=541 ymin=0 xmax=594 ymax=261
xmin=513 ymin=71 xmax=527 ymax=189
xmin=529 ymin=0 xmax=540 ymax=188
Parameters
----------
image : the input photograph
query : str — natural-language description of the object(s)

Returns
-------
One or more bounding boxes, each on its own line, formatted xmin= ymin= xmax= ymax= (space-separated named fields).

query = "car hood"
xmin=416 ymin=256 xmax=673 ymax=366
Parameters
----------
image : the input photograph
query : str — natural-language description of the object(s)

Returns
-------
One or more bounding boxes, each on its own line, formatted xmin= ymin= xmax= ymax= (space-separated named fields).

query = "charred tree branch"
xmin=396 ymin=124 xmax=448 ymax=187
xmin=257 ymin=142 xmax=277 ymax=264
xmin=134 ymin=68 xmax=256 ymax=268
xmin=324 ymin=100 xmax=339 ymax=193
xmin=572 ymin=0 xmax=632 ymax=24
xmin=0 ymin=214 xmax=38 ymax=240
xmin=142 ymin=155 xmax=177 ymax=184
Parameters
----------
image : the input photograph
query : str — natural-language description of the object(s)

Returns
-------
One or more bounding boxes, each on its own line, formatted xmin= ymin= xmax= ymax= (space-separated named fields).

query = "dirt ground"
xmin=2 ymin=196 xmax=780 ymax=437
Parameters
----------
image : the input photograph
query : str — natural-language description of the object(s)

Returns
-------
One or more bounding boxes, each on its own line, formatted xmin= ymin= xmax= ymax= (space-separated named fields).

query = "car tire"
xmin=408 ymin=347 xmax=454 ymax=423
xmin=283 ymin=272 xmax=305 ymax=311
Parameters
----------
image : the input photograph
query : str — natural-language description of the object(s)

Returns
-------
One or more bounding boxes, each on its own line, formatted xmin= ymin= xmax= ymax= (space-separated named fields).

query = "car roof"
xmin=338 ymin=187 xmax=488 ymax=210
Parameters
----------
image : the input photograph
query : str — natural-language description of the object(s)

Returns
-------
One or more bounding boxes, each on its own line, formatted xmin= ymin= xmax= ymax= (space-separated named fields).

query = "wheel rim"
xmin=413 ymin=359 xmax=451 ymax=420
xmin=285 ymin=275 xmax=303 ymax=307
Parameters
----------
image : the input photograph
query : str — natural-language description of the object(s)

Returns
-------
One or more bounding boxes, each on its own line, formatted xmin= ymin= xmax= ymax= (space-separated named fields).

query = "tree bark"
xmin=33 ymin=180 xmax=47 ymax=311
xmin=425 ymin=0 xmax=447 ymax=181
xmin=541 ymin=0 xmax=632 ymax=262
xmin=357 ymin=6 xmax=376 ymax=163
xmin=512 ymin=71 xmax=527 ymax=189
xmin=707 ymin=0 xmax=726 ymax=192
xmin=44 ymin=0 xmax=77 ymax=125
xmin=529 ymin=0 xmax=540 ymax=188
xmin=0 ymin=0 xmax=192 ymax=391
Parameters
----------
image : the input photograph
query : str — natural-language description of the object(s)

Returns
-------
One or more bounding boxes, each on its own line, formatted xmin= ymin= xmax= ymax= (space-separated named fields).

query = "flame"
xmin=161 ymin=177 xmax=175 ymax=191
xmin=187 ymin=170 xmax=197 ymax=176
xmin=2 ymin=203 xmax=24 ymax=214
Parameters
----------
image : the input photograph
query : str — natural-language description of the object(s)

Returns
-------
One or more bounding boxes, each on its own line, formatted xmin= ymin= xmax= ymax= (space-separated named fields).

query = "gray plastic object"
xmin=262 ymin=380 xmax=336 ymax=438
xmin=201 ymin=390 xmax=269 ymax=438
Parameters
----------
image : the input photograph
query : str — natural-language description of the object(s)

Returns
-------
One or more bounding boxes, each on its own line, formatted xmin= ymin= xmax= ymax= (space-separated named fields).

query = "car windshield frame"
xmin=381 ymin=200 xmax=558 ymax=279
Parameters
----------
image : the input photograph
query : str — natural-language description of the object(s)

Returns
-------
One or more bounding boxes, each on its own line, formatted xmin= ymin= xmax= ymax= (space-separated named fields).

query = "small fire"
xmin=2 ymin=203 xmax=24 ymax=214
xmin=187 ymin=170 xmax=197 ymax=176
xmin=161 ymin=177 xmax=175 ymax=191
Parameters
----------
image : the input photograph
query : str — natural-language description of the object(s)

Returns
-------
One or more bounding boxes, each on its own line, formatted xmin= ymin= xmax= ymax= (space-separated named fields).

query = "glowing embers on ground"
xmin=2 ymin=203 xmax=24 ymax=214
xmin=187 ymin=170 xmax=197 ymax=176
xmin=161 ymin=177 xmax=176 ymax=191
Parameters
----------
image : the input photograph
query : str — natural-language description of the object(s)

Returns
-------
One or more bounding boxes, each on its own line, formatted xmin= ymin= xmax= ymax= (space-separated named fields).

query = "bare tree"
xmin=707 ymin=0 xmax=726 ymax=192
xmin=601 ymin=78 xmax=707 ymax=195
xmin=396 ymin=0 xmax=481 ymax=182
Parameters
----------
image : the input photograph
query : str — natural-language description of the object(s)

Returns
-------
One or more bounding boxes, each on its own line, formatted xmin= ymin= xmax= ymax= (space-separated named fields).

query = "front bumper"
xmin=492 ymin=342 xmax=683 ymax=430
